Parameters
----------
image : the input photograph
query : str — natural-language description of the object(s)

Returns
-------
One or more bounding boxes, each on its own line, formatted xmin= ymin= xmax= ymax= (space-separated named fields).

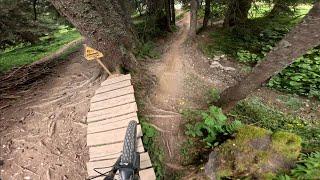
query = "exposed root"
xmin=28 ymin=94 xmax=72 ymax=109
xmin=48 ymin=120 xmax=56 ymax=137
xmin=165 ymin=163 xmax=185 ymax=170
xmin=0 ymin=104 xmax=10 ymax=110
xmin=146 ymin=97 xmax=180 ymax=115
xmin=46 ymin=168 xmax=52 ymax=180
xmin=144 ymin=114 xmax=180 ymax=118
xmin=147 ymin=123 xmax=171 ymax=133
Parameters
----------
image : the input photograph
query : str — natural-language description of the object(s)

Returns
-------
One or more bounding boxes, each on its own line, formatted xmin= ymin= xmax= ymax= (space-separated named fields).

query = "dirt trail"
xmin=139 ymin=13 xmax=242 ymax=175
xmin=154 ymin=15 xmax=189 ymax=106
xmin=144 ymin=14 xmax=216 ymax=171
xmin=0 ymin=51 xmax=102 ymax=179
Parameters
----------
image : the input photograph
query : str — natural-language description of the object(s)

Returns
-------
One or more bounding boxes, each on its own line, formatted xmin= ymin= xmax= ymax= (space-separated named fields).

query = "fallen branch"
xmin=0 ymin=104 xmax=10 ymax=110
xmin=48 ymin=120 xmax=56 ymax=137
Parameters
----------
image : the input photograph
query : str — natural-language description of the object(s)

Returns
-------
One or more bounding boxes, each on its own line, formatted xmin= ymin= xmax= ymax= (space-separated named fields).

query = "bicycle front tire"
xmin=121 ymin=120 xmax=137 ymax=165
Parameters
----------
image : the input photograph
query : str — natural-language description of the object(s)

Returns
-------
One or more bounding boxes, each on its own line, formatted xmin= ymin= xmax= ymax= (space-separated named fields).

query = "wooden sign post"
xmin=83 ymin=44 xmax=112 ymax=76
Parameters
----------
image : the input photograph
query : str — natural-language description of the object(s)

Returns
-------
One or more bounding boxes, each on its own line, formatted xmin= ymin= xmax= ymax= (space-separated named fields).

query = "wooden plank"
xmin=91 ymin=86 xmax=134 ymax=103
xmin=140 ymin=168 xmax=156 ymax=180
xmin=88 ymin=116 xmax=139 ymax=134
xmin=87 ymin=125 xmax=142 ymax=147
xmin=87 ymin=113 xmax=137 ymax=124
xmin=90 ymin=94 xmax=135 ymax=112
xmin=101 ymin=74 xmax=131 ymax=86
xmin=87 ymin=152 xmax=152 ymax=177
xmin=96 ymin=80 xmax=131 ymax=95
xmin=89 ymin=138 xmax=144 ymax=162
xmin=87 ymin=102 xmax=137 ymax=122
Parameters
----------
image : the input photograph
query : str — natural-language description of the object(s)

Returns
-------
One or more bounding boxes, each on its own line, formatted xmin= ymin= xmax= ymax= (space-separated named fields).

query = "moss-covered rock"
xmin=205 ymin=125 xmax=302 ymax=179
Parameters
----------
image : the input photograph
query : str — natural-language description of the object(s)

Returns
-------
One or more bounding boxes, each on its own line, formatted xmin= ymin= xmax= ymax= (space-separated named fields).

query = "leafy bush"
xmin=185 ymin=106 xmax=242 ymax=147
xmin=202 ymin=4 xmax=311 ymax=65
xmin=277 ymin=151 xmax=320 ymax=179
xmin=208 ymin=88 xmax=220 ymax=103
xmin=291 ymin=152 xmax=320 ymax=179
xmin=140 ymin=121 xmax=164 ymax=179
xmin=269 ymin=47 xmax=320 ymax=99
xmin=231 ymin=98 xmax=320 ymax=152
xmin=202 ymin=18 xmax=292 ymax=65
xmin=134 ymin=41 xmax=160 ymax=59
xmin=236 ymin=50 xmax=262 ymax=63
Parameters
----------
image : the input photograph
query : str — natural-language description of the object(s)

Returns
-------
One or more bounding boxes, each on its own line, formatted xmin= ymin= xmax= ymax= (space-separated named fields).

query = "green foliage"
xmin=0 ymin=0 xmax=65 ymax=49
xmin=203 ymin=4 xmax=319 ymax=98
xmin=209 ymin=88 xmax=220 ymax=103
xmin=140 ymin=121 xmax=164 ymax=179
xmin=268 ymin=47 xmax=320 ymax=99
xmin=201 ymin=9 xmax=303 ymax=64
xmin=291 ymin=152 xmax=320 ymax=179
xmin=277 ymin=95 xmax=304 ymax=110
xmin=133 ymin=15 xmax=168 ymax=41
xmin=277 ymin=152 xmax=320 ymax=179
xmin=0 ymin=26 xmax=81 ymax=73
xmin=231 ymin=98 xmax=320 ymax=152
xmin=236 ymin=50 xmax=262 ymax=63
xmin=185 ymin=106 xmax=242 ymax=147
xmin=135 ymin=41 xmax=160 ymax=59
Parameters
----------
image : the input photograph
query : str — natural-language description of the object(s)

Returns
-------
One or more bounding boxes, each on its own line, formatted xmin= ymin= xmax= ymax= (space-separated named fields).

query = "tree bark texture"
xmin=217 ymin=2 xmax=320 ymax=112
xmin=165 ymin=0 xmax=172 ymax=31
xmin=170 ymin=0 xmax=176 ymax=25
xmin=203 ymin=0 xmax=211 ymax=28
xmin=146 ymin=0 xmax=173 ymax=31
xmin=189 ymin=0 xmax=198 ymax=37
xmin=33 ymin=0 xmax=37 ymax=21
xmin=50 ymin=0 xmax=137 ymax=72
xmin=223 ymin=0 xmax=253 ymax=28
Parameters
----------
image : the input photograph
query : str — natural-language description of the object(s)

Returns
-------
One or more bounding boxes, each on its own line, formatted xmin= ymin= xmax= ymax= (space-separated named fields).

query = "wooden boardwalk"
xmin=86 ymin=74 xmax=156 ymax=180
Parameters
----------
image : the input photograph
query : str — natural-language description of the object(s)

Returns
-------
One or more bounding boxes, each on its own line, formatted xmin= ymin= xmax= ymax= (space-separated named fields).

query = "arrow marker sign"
xmin=83 ymin=44 xmax=112 ymax=76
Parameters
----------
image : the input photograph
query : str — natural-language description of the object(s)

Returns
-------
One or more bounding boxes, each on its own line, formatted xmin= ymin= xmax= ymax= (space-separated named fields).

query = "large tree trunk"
xmin=165 ymin=0 xmax=172 ymax=31
xmin=189 ymin=0 xmax=198 ymax=38
xmin=170 ymin=0 xmax=176 ymax=25
xmin=202 ymin=0 xmax=211 ymax=29
xmin=223 ymin=0 xmax=253 ymax=28
xmin=50 ymin=0 xmax=137 ymax=72
xmin=217 ymin=2 xmax=320 ymax=112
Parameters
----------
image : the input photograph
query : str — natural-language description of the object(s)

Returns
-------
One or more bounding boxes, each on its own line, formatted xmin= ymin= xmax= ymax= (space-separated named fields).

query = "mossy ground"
xmin=211 ymin=125 xmax=301 ymax=179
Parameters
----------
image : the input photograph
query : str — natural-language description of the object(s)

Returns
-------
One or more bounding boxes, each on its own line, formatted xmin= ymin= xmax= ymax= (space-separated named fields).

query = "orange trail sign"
xmin=84 ymin=44 xmax=104 ymax=61
xmin=83 ymin=44 xmax=112 ymax=76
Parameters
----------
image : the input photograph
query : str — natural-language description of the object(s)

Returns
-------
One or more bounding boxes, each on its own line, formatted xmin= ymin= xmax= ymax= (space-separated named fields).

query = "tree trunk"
xmin=202 ymin=0 xmax=211 ymax=29
xmin=49 ymin=0 xmax=137 ymax=72
xmin=189 ymin=0 xmax=198 ymax=38
xmin=170 ymin=0 xmax=176 ymax=25
xmin=223 ymin=0 xmax=253 ymax=28
xmin=217 ymin=2 xmax=320 ymax=112
xmin=165 ymin=0 xmax=172 ymax=31
xmin=268 ymin=1 xmax=292 ymax=17
xmin=33 ymin=0 xmax=37 ymax=21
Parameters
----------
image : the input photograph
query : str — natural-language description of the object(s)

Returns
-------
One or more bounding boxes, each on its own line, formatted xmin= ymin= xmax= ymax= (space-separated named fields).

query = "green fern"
xmin=291 ymin=151 xmax=320 ymax=179
xmin=185 ymin=106 xmax=242 ymax=147
xmin=276 ymin=151 xmax=320 ymax=179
